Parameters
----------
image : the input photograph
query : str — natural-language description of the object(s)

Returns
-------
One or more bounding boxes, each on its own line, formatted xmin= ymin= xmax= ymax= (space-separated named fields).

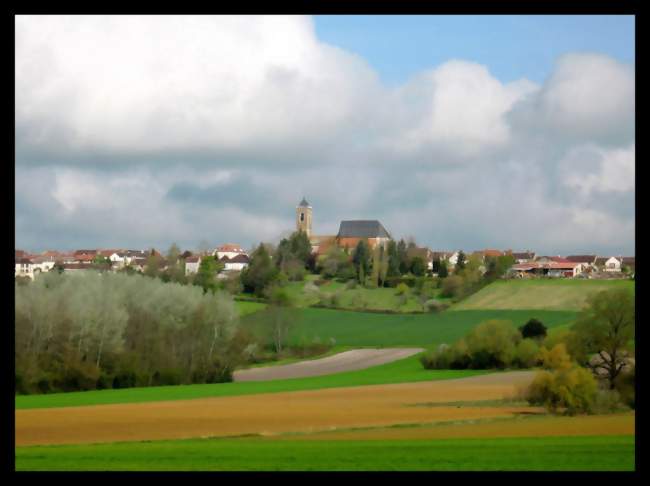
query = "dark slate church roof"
xmin=337 ymin=220 xmax=391 ymax=239
xmin=298 ymin=197 xmax=311 ymax=207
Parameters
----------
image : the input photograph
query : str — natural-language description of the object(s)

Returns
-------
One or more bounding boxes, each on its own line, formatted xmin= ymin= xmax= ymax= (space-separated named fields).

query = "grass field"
xmin=234 ymin=300 xmax=266 ymax=316
xmin=15 ymin=434 xmax=634 ymax=471
xmin=249 ymin=308 xmax=579 ymax=347
xmin=15 ymin=354 xmax=486 ymax=409
xmin=454 ymin=279 xmax=634 ymax=311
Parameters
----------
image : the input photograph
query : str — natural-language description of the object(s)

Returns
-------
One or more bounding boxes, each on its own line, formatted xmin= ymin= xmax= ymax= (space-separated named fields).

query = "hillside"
xmin=241 ymin=308 xmax=577 ymax=347
xmin=453 ymin=279 xmax=634 ymax=311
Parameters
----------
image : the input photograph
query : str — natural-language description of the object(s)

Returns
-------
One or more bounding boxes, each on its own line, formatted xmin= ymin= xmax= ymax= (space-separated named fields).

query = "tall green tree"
xmin=386 ymin=240 xmax=400 ymax=277
xmin=410 ymin=256 xmax=426 ymax=277
xmin=572 ymin=288 xmax=635 ymax=389
xmin=352 ymin=239 xmax=371 ymax=284
xmin=193 ymin=256 xmax=223 ymax=294
xmin=240 ymin=244 xmax=279 ymax=296
xmin=456 ymin=251 xmax=467 ymax=270
xmin=397 ymin=239 xmax=409 ymax=275
xmin=438 ymin=259 xmax=449 ymax=278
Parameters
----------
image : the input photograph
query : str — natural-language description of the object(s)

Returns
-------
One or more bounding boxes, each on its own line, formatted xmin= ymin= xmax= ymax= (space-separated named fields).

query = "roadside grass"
xmin=250 ymin=308 xmax=579 ymax=347
xmin=15 ymin=435 xmax=634 ymax=471
xmin=453 ymin=279 xmax=634 ymax=311
xmin=237 ymin=345 xmax=352 ymax=369
xmin=15 ymin=354 xmax=486 ymax=410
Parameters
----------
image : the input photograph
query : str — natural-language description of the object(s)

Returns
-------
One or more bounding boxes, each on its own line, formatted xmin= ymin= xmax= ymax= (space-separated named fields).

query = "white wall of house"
xmin=185 ymin=260 xmax=201 ymax=275
xmin=15 ymin=263 xmax=34 ymax=279
xmin=224 ymin=262 xmax=248 ymax=272
xmin=448 ymin=252 xmax=459 ymax=266
xmin=604 ymin=257 xmax=622 ymax=272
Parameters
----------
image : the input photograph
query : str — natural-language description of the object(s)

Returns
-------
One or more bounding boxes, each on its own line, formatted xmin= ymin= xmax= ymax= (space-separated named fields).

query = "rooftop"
xmin=337 ymin=220 xmax=391 ymax=239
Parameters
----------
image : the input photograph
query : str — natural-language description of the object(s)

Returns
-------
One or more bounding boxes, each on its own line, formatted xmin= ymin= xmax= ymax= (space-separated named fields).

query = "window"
xmin=300 ymin=213 xmax=304 ymax=222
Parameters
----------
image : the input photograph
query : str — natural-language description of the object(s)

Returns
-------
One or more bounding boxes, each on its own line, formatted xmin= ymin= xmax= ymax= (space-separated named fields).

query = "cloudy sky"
xmin=15 ymin=15 xmax=635 ymax=255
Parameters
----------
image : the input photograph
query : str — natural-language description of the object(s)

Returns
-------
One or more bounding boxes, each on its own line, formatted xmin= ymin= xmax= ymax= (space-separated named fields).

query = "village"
xmin=15 ymin=198 xmax=635 ymax=281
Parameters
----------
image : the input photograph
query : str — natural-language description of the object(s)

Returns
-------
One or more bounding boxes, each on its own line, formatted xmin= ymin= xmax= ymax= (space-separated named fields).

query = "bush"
xmin=513 ymin=338 xmax=541 ymax=368
xmin=395 ymin=283 xmax=409 ymax=296
xmin=465 ymin=320 xmax=521 ymax=368
xmin=520 ymin=318 xmax=547 ymax=340
xmin=524 ymin=365 xmax=598 ymax=415
xmin=151 ymin=369 xmax=182 ymax=386
xmin=112 ymin=371 xmax=137 ymax=389
xmin=441 ymin=275 xmax=463 ymax=298
xmin=384 ymin=276 xmax=416 ymax=288
xmin=614 ymin=365 xmax=635 ymax=409
xmin=425 ymin=299 xmax=449 ymax=313
xmin=345 ymin=279 xmax=357 ymax=290
xmin=591 ymin=389 xmax=627 ymax=414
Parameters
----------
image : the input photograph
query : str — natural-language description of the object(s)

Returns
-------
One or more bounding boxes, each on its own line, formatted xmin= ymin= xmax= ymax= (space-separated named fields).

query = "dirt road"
xmin=16 ymin=371 xmax=538 ymax=447
xmin=233 ymin=348 xmax=425 ymax=381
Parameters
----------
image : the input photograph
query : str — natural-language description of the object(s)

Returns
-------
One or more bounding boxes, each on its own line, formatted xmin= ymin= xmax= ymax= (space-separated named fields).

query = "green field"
xmin=15 ymin=354 xmax=485 ymax=410
xmin=246 ymin=308 xmax=578 ymax=347
xmin=234 ymin=300 xmax=267 ymax=316
xmin=15 ymin=435 xmax=634 ymax=471
xmin=454 ymin=279 xmax=634 ymax=311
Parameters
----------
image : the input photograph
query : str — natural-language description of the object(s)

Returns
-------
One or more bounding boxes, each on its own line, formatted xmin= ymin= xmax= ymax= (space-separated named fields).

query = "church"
xmin=295 ymin=197 xmax=392 ymax=256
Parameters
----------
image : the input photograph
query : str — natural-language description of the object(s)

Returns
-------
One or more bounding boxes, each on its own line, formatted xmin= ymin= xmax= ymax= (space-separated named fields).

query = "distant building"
xmin=214 ymin=243 xmax=247 ymax=260
xmin=219 ymin=253 xmax=250 ymax=272
xmin=185 ymin=256 xmax=202 ymax=275
xmin=296 ymin=198 xmax=392 ymax=256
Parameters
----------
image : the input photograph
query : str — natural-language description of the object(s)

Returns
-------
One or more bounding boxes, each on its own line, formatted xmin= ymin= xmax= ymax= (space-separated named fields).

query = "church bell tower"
xmin=296 ymin=197 xmax=312 ymax=237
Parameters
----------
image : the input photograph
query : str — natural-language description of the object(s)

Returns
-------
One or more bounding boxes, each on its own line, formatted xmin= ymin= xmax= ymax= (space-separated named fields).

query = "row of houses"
xmin=399 ymin=247 xmax=634 ymax=278
xmin=15 ymin=244 xmax=252 ymax=280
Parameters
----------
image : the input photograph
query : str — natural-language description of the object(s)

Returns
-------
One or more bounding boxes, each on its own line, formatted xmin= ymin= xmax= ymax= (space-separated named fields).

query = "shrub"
xmin=513 ymin=338 xmax=541 ymax=368
xmin=524 ymin=365 xmax=598 ymax=415
xmin=591 ymin=389 xmax=627 ymax=414
xmin=520 ymin=318 xmax=547 ymax=340
xmin=464 ymin=320 xmax=521 ymax=368
xmin=395 ymin=283 xmax=409 ymax=296
xmin=112 ymin=371 xmax=137 ymax=389
xmin=539 ymin=343 xmax=573 ymax=370
xmin=345 ymin=279 xmax=357 ymax=290
xmin=614 ymin=364 xmax=635 ymax=409
xmin=441 ymin=275 xmax=463 ymax=298
xmin=425 ymin=299 xmax=449 ymax=313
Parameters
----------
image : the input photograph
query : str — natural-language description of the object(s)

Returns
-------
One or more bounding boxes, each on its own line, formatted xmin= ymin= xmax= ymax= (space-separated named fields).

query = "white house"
xmin=109 ymin=252 xmax=128 ymax=268
xmin=15 ymin=258 xmax=35 ymax=279
xmin=214 ymin=243 xmax=247 ymax=260
xmin=447 ymin=251 xmax=460 ymax=267
xmin=603 ymin=257 xmax=622 ymax=272
xmin=219 ymin=253 xmax=250 ymax=272
xmin=185 ymin=256 xmax=202 ymax=275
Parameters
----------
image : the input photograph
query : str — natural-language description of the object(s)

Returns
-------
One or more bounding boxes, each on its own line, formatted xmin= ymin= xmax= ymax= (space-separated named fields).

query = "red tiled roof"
xmin=217 ymin=243 xmax=244 ymax=252
xmin=229 ymin=254 xmax=250 ymax=264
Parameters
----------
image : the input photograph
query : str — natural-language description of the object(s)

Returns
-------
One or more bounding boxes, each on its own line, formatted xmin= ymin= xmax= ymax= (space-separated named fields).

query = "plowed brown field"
xmin=274 ymin=413 xmax=635 ymax=441
xmin=16 ymin=371 xmax=539 ymax=447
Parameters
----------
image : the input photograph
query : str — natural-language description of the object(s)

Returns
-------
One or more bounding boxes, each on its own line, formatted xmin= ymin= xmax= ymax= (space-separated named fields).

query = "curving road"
xmin=233 ymin=348 xmax=425 ymax=382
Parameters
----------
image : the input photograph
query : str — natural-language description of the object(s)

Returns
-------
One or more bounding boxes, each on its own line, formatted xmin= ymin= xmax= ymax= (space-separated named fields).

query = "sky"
xmin=15 ymin=15 xmax=635 ymax=255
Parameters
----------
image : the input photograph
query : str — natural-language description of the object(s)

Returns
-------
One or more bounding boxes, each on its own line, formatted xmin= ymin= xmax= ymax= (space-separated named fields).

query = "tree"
xmin=276 ymin=230 xmax=313 ymax=274
xmin=456 ymin=251 xmax=466 ymax=270
xmin=371 ymin=244 xmax=389 ymax=287
xmin=410 ymin=257 xmax=426 ymax=277
xmin=386 ymin=240 xmax=400 ymax=278
xmin=240 ymin=244 xmax=279 ymax=296
xmin=397 ymin=239 xmax=409 ymax=275
xmin=144 ymin=254 xmax=163 ymax=278
xmin=520 ymin=318 xmax=547 ymax=340
xmin=352 ymin=240 xmax=371 ymax=284
xmin=438 ymin=260 xmax=449 ymax=278
xmin=572 ymin=288 xmax=635 ymax=389
xmin=193 ymin=256 xmax=223 ymax=294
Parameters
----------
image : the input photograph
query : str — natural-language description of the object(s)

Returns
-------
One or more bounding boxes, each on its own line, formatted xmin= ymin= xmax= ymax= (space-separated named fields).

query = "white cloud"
xmin=562 ymin=144 xmax=635 ymax=196
xmin=509 ymin=53 xmax=635 ymax=146
xmin=14 ymin=16 xmax=635 ymax=255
